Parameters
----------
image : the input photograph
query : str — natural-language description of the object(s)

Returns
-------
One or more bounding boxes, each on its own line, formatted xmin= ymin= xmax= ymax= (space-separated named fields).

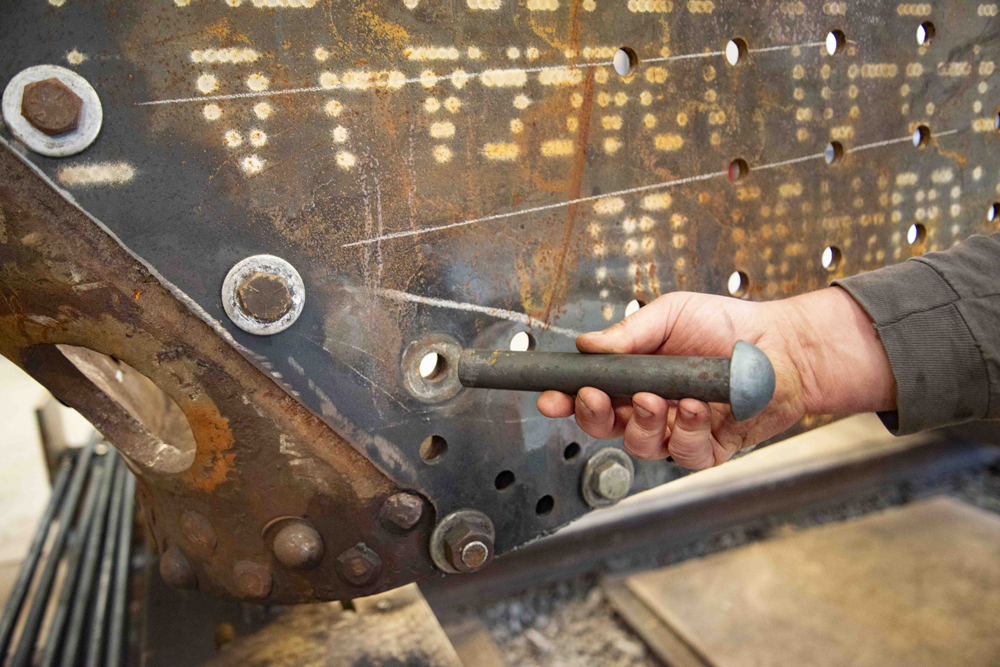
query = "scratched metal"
xmin=1 ymin=0 xmax=998 ymax=585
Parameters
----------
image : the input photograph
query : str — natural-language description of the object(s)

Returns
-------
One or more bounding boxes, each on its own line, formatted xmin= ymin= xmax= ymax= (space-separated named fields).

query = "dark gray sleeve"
xmin=832 ymin=232 xmax=1000 ymax=434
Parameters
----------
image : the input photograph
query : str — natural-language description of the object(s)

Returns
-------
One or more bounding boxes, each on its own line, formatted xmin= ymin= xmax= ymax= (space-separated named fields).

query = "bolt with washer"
xmin=20 ymin=78 xmax=82 ymax=136
xmin=442 ymin=521 xmax=494 ymax=573
xmin=592 ymin=460 xmax=632 ymax=501
xmin=581 ymin=447 xmax=635 ymax=509
xmin=222 ymin=255 xmax=305 ymax=336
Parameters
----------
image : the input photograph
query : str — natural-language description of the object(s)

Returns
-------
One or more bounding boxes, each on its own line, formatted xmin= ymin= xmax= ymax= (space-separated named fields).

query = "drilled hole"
xmin=916 ymin=21 xmax=935 ymax=46
xmin=418 ymin=352 xmax=446 ymax=381
xmin=728 ymin=158 xmax=749 ymax=182
xmin=825 ymin=141 xmax=844 ymax=165
xmin=727 ymin=270 xmax=749 ymax=297
xmin=419 ymin=435 xmax=448 ymax=463
xmin=509 ymin=331 xmax=535 ymax=352
xmin=821 ymin=246 xmax=842 ymax=271
xmin=825 ymin=30 xmax=846 ymax=56
xmin=535 ymin=495 xmax=555 ymax=516
xmin=988 ymin=203 xmax=1000 ymax=223
xmin=907 ymin=223 xmax=926 ymax=245
xmin=563 ymin=442 xmax=581 ymax=461
xmin=624 ymin=299 xmax=644 ymax=317
xmin=495 ymin=470 xmax=516 ymax=490
xmin=912 ymin=125 xmax=930 ymax=148
xmin=725 ymin=38 xmax=747 ymax=66
xmin=56 ymin=345 xmax=197 ymax=474
xmin=613 ymin=47 xmax=638 ymax=77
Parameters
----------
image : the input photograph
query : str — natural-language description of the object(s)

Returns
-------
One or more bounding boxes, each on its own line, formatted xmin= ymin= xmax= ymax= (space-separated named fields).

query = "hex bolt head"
xmin=593 ymin=460 xmax=632 ymax=501
xmin=232 ymin=560 xmax=273 ymax=599
xmin=273 ymin=521 xmax=324 ymax=570
xmin=20 ymin=78 xmax=82 ymax=136
xmin=442 ymin=522 xmax=494 ymax=574
xmin=379 ymin=492 xmax=424 ymax=533
xmin=159 ymin=545 xmax=197 ymax=590
xmin=180 ymin=510 xmax=217 ymax=558
xmin=237 ymin=272 xmax=293 ymax=323
xmin=336 ymin=544 xmax=381 ymax=587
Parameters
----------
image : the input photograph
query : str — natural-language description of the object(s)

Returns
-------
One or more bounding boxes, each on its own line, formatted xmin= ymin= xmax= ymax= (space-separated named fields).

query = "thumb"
xmin=577 ymin=295 xmax=683 ymax=354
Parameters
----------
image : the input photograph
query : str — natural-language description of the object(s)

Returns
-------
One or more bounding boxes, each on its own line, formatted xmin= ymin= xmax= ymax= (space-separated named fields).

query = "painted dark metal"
xmin=1 ymin=0 xmax=997 ymax=601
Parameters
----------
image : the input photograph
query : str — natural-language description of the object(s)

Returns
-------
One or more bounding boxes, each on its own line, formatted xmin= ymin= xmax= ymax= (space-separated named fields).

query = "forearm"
xmin=777 ymin=287 xmax=897 ymax=416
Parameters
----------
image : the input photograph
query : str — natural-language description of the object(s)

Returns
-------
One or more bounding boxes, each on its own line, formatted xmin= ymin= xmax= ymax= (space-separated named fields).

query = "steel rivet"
xmin=180 ymin=510 xmax=217 ymax=557
xmin=159 ymin=545 xmax=197 ymax=590
xmin=272 ymin=521 xmax=324 ymax=570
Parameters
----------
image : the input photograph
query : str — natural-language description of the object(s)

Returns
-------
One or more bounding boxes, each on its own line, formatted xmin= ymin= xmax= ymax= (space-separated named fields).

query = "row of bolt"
xmin=158 ymin=447 xmax=634 ymax=596
xmin=159 ymin=491 xmax=429 ymax=597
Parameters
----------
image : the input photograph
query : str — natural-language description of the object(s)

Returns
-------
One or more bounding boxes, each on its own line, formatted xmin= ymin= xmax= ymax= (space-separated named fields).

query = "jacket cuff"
xmin=833 ymin=261 xmax=989 ymax=435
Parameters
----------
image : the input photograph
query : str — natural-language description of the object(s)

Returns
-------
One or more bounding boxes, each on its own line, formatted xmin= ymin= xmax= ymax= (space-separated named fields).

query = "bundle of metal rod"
xmin=0 ymin=437 xmax=138 ymax=667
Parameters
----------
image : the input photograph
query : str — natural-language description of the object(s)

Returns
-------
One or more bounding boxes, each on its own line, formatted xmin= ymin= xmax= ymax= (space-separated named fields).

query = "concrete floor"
xmin=0 ymin=355 xmax=92 ymax=605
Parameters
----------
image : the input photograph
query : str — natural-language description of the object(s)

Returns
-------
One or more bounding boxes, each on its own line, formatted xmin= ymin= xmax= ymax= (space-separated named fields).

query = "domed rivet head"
xmin=272 ymin=521 xmax=324 ymax=570
xmin=160 ymin=545 xmax=197 ymax=590
xmin=180 ymin=510 xmax=217 ymax=558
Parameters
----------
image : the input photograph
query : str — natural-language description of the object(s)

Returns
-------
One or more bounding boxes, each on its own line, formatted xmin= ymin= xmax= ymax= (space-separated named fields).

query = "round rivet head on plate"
xmin=232 ymin=560 xmax=273 ymax=599
xmin=180 ymin=510 xmax=217 ymax=557
xmin=379 ymin=492 xmax=425 ymax=533
xmin=336 ymin=544 xmax=382 ymax=587
xmin=273 ymin=521 xmax=324 ymax=570
xmin=159 ymin=545 xmax=197 ymax=590
xmin=222 ymin=255 xmax=304 ymax=336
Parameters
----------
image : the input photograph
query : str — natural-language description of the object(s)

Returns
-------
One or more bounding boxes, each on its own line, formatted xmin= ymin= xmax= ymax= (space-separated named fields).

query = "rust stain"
xmin=182 ymin=403 xmax=237 ymax=493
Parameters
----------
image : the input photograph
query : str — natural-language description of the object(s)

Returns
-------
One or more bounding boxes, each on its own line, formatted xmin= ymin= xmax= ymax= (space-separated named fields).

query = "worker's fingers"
xmin=665 ymin=398 xmax=717 ymax=470
xmin=576 ymin=297 xmax=676 ymax=355
xmin=537 ymin=390 xmax=575 ymax=418
xmin=623 ymin=393 xmax=671 ymax=459
xmin=574 ymin=387 xmax=626 ymax=439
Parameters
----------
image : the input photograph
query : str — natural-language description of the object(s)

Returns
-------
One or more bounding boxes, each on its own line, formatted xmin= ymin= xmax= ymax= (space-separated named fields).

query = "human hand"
xmin=536 ymin=288 xmax=896 ymax=469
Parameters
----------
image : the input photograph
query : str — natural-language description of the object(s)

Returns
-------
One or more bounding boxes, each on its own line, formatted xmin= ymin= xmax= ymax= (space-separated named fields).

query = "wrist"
xmin=778 ymin=287 xmax=897 ymax=415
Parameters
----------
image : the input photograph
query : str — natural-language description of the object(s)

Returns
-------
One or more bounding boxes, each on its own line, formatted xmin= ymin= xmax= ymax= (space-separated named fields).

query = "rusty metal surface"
xmin=0 ymin=145 xmax=435 ymax=603
xmin=1 ymin=0 xmax=999 ymax=601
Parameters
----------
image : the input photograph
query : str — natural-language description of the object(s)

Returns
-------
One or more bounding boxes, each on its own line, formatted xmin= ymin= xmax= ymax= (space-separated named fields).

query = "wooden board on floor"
xmin=623 ymin=497 xmax=1000 ymax=667
xmin=602 ymin=576 xmax=711 ymax=667
xmin=442 ymin=617 xmax=508 ymax=667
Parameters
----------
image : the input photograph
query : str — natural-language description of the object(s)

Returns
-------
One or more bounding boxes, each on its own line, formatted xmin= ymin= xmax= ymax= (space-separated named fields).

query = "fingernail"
xmin=633 ymin=405 xmax=652 ymax=419
xmin=679 ymin=406 xmax=696 ymax=420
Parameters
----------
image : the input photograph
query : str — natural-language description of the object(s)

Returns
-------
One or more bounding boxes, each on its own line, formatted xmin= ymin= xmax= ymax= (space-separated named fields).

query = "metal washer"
xmin=2 ymin=65 xmax=103 ymax=157
xmin=222 ymin=254 xmax=305 ymax=336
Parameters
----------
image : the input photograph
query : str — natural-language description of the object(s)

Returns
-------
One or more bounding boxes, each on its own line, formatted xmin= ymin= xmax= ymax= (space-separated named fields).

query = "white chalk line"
xmin=344 ymin=128 xmax=961 ymax=248
xmin=342 ymin=170 xmax=727 ymax=247
xmin=138 ymin=38 xmax=824 ymax=106
xmin=376 ymin=289 xmax=580 ymax=338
